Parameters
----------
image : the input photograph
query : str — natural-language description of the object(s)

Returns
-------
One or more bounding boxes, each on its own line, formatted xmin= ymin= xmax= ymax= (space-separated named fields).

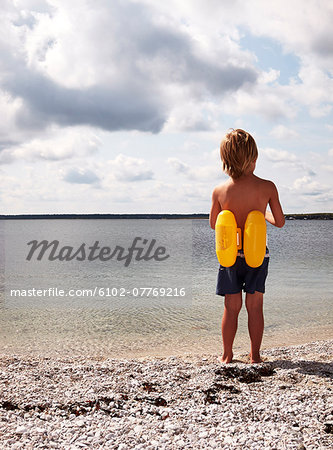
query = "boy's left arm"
xmin=265 ymin=182 xmax=285 ymax=228
xmin=209 ymin=187 xmax=222 ymax=229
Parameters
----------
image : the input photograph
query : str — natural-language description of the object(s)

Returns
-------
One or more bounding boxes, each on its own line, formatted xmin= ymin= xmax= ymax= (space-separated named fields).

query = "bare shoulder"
xmin=255 ymin=176 xmax=277 ymax=192
xmin=212 ymin=181 xmax=228 ymax=197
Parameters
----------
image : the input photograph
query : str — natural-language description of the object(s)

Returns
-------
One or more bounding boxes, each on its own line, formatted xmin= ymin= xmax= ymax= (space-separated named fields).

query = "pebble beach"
xmin=0 ymin=340 xmax=332 ymax=449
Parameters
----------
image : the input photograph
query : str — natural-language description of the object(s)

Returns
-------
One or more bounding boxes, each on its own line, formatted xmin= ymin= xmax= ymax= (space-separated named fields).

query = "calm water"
xmin=0 ymin=219 xmax=332 ymax=357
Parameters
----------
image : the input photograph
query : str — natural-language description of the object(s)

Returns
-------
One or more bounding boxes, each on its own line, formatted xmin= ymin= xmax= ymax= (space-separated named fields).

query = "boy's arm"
xmin=265 ymin=182 xmax=285 ymax=228
xmin=209 ymin=187 xmax=222 ymax=230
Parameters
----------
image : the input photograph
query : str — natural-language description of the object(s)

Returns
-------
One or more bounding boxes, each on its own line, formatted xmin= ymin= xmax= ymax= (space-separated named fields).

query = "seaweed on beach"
xmin=214 ymin=364 xmax=275 ymax=383
xmin=203 ymin=383 xmax=241 ymax=404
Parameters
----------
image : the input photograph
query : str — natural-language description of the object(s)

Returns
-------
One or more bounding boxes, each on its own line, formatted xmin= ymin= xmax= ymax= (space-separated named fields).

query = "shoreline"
xmin=1 ymin=339 xmax=332 ymax=448
xmin=1 ymin=323 xmax=332 ymax=361
xmin=1 ymin=212 xmax=333 ymax=220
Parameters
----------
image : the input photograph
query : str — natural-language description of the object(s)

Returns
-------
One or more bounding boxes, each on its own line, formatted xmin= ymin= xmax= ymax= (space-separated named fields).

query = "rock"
xmin=75 ymin=419 xmax=85 ymax=427
xmin=199 ymin=431 xmax=208 ymax=438
xmin=105 ymin=432 xmax=115 ymax=440
xmin=15 ymin=425 xmax=27 ymax=434
xmin=324 ymin=422 xmax=333 ymax=434
xmin=133 ymin=425 xmax=143 ymax=434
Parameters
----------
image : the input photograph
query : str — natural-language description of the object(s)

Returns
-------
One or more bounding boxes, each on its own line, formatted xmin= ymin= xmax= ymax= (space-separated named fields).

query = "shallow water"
xmin=0 ymin=219 xmax=332 ymax=357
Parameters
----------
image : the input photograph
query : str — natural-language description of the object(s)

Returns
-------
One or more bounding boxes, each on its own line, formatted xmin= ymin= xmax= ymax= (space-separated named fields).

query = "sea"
xmin=0 ymin=219 xmax=332 ymax=358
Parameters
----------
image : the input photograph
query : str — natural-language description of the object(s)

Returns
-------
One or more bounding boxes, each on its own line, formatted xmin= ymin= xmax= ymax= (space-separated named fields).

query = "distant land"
xmin=0 ymin=213 xmax=332 ymax=220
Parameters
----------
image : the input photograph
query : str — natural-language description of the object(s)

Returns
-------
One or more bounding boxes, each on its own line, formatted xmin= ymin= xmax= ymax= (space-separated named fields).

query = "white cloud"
xmin=293 ymin=176 xmax=312 ymax=190
xmin=62 ymin=167 xmax=100 ymax=185
xmin=326 ymin=124 xmax=333 ymax=133
xmin=289 ymin=65 xmax=333 ymax=117
xmin=261 ymin=147 xmax=316 ymax=175
xmin=106 ymin=154 xmax=154 ymax=182
xmin=167 ymin=157 xmax=190 ymax=174
xmin=223 ymin=81 xmax=298 ymax=121
xmin=261 ymin=147 xmax=298 ymax=164
xmin=323 ymin=165 xmax=333 ymax=173
xmin=0 ymin=127 xmax=101 ymax=164
xmin=270 ymin=125 xmax=299 ymax=140
xmin=292 ymin=175 xmax=331 ymax=197
xmin=0 ymin=0 xmax=258 ymax=145
xmin=163 ymin=103 xmax=215 ymax=132
xmin=167 ymin=156 xmax=221 ymax=180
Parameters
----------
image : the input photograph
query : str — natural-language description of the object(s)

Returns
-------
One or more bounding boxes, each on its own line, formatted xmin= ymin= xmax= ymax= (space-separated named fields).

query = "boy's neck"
xmin=231 ymin=171 xmax=255 ymax=182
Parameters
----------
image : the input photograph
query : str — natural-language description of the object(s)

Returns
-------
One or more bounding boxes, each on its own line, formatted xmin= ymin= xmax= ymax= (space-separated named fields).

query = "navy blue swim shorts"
xmin=216 ymin=249 xmax=269 ymax=296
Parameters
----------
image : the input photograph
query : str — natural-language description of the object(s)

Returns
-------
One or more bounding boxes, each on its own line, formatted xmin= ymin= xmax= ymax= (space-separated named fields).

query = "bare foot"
xmin=220 ymin=352 xmax=233 ymax=364
xmin=250 ymin=353 xmax=262 ymax=364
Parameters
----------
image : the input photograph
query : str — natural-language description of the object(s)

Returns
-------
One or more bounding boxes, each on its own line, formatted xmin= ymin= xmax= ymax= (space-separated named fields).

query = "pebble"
xmin=0 ymin=340 xmax=332 ymax=449
xmin=199 ymin=431 xmax=208 ymax=438
xmin=75 ymin=419 xmax=85 ymax=427
xmin=15 ymin=425 xmax=27 ymax=434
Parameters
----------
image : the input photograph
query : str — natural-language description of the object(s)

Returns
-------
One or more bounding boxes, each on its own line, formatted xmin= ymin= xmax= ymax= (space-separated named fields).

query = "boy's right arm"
xmin=265 ymin=182 xmax=285 ymax=228
xmin=209 ymin=187 xmax=222 ymax=230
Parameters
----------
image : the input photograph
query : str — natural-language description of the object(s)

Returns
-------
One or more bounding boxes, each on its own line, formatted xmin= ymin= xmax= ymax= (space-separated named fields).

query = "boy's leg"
xmin=221 ymin=292 xmax=242 ymax=363
xmin=245 ymin=291 xmax=264 ymax=363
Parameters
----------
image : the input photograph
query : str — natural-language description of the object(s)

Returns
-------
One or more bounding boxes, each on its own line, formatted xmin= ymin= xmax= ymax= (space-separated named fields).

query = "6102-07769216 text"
xmin=9 ymin=287 xmax=186 ymax=298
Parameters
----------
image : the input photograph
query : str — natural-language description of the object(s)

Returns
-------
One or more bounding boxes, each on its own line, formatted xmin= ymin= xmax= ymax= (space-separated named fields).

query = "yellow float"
xmin=215 ymin=210 xmax=266 ymax=268
xmin=215 ymin=210 xmax=242 ymax=267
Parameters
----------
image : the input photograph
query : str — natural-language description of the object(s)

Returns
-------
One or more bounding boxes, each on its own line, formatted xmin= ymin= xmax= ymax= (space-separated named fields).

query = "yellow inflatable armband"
xmin=215 ymin=210 xmax=266 ymax=268
xmin=215 ymin=210 xmax=242 ymax=267
xmin=243 ymin=210 xmax=267 ymax=268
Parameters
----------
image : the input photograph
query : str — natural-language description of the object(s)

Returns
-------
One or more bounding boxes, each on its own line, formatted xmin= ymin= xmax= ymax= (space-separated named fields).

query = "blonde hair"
xmin=220 ymin=129 xmax=258 ymax=179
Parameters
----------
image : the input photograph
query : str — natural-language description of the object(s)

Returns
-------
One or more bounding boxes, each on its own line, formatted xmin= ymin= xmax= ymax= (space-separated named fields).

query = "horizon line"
xmin=0 ymin=212 xmax=332 ymax=220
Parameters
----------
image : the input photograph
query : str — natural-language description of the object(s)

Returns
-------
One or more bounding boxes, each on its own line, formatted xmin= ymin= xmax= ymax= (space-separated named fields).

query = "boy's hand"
xmin=265 ymin=210 xmax=276 ymax=225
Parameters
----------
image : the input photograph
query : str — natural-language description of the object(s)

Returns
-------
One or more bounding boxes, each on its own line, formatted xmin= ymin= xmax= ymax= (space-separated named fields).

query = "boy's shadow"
xmin=270 ymin=359 xmax=333 ymax=379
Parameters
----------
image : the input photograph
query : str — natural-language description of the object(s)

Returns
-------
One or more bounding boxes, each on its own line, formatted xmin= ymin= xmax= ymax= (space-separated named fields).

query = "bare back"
xmin=209 ymin=173 xmax=284 ymax=231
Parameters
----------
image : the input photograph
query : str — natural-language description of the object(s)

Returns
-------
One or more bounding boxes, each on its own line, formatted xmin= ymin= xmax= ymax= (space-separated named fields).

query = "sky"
xmin=1 ymin=0 xmax=333 ymax=214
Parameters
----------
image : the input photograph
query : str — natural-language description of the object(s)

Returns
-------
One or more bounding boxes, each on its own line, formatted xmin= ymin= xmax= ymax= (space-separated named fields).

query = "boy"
xmin=209 ymin=129 xmax=285 ymax=364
